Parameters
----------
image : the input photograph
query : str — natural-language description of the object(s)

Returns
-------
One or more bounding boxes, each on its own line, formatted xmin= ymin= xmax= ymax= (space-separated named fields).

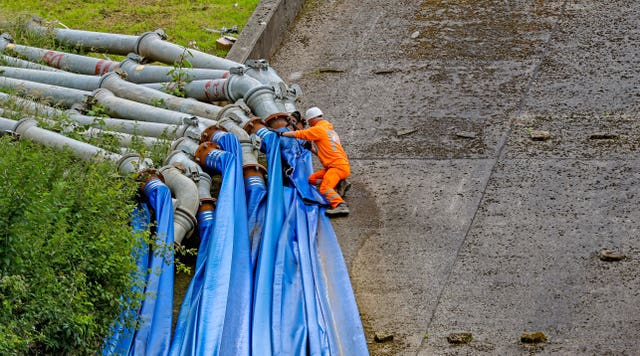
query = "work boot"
xmin=326 ymin=203 xmax=349 ymax=216
xmin=336 ymin=179 xmax=352 ymax=197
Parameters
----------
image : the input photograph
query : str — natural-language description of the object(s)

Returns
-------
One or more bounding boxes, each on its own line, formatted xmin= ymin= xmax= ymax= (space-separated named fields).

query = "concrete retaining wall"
xmin=226 ymin=0 xmax=305 ymax=64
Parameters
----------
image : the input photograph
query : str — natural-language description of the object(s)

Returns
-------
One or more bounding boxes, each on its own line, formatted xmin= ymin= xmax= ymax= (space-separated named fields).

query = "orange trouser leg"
xmin=318 ymin=166 xmax=349 ymax=208
xmin=308 ymin=169 xmax=326 ymax=186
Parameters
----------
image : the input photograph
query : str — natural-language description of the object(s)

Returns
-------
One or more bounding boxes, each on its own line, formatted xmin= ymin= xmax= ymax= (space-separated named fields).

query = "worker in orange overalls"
xmin=279 ymin=107 xmax=351 ymax=216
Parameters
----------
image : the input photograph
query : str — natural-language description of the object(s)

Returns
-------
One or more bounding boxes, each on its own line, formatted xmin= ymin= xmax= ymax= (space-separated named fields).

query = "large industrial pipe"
xmin=99 ymin=72 xmax=222 ymax=119
xmin=158 ymin=165 xmax=198 ymax=244
xmin=28 ymin=16 xmax=139 ymax=56
xmin=0 ymin=65 xmax=102 ymax=91
xmin=4 ymin=116 xmax=120 ymax=161
xmin=0 ymin=76 xmax=89 ymax=108
xmin=0 ymin=92 xmax=193 ymax=138
xmin=0 ymin=33 xmax=119 ymax=75
xmin=0 ymin=92 xmax=211 ymax=139
xmin=90 ymin=88 xmax=216 ymax=127
xmin=119 ymin=54 xmax=230 ymax=84
xmin=134 ymin=30 xmax=242 ymax=70
xmin=1 ymin=54 xmax=60 ymax=71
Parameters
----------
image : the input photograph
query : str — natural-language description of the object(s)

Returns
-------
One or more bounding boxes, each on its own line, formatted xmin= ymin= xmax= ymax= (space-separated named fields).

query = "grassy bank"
xmin=0 ymin=0 xmax=259 ymax=56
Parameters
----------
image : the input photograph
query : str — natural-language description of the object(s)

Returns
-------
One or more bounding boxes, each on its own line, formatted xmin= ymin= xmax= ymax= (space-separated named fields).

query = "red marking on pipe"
xmin=222 ymin=71 xmax=230 ymax=79
xmin=43 ymin=51 xmax=64 ymax=68
xmin=204 ymin=80 xmax=211 ymax=101
xmin=94 ymin=60 xmax=119 ymax=75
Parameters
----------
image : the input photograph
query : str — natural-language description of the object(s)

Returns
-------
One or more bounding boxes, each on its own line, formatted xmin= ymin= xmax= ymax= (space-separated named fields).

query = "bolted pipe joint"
xmin=117 ymin=153 xmax=155 ymax=176
xmin=134 ymin=29 xmax=168 ymax=57
xmin=163 ymin=149 xmax=203 ymax=182
xmin=173 ymin=206 xmax=197 ymax=245
xmin=0 ymin=33 xmax=14 ymax=49
xmin=170 ymin=137 xmax=201 ymax=156
xmin=244 ymin=59 xmax=285 ymax=85
xmin=193 ymin=141 xmax=219 ymax=167
xmin=196 ymin=172 xmax=216 ymax=212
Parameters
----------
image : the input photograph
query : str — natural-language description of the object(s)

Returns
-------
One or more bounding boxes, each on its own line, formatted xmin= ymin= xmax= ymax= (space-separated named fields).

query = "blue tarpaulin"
xmin=102 ymin=178 xmax=175 ymax=356
xmin=170 ymin=135 xmax=252 ymax=355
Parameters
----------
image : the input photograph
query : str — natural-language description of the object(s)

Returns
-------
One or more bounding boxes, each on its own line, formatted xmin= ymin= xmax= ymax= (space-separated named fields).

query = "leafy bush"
xmin=0 ymin=137 xmax=141 ymax=354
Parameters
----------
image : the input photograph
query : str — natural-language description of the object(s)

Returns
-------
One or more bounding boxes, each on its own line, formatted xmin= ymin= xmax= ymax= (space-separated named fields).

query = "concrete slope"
xmin=270 ymin=0 xmax=640 ymax=354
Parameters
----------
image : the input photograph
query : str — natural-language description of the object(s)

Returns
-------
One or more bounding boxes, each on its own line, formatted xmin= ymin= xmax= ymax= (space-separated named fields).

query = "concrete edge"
xmin=226 ymin=0 xmax=305 ymax=64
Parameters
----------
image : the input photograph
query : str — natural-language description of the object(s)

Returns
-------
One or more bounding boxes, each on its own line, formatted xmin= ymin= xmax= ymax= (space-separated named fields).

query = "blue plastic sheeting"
xmin=170 ymin=143 xmax=252 ymax=355
xmin=313 ymin=213 xmax=368 ymax=354
xmin=102 ymin=178 xmax=176 ymax=356
xmin=251 ymin=127 xmax=285 ymax=355
xmin=170 ymin=209 xmax=214 ymax=355
xmin=102 ymin=203 xmax=150 ymax=355
xmin=273 ymin=133 xmax=369 ymax=356
xmin=245 ymin=175 xmax=267 ymax=270
xmin=276 ymin=127 xmax=327 ymax=205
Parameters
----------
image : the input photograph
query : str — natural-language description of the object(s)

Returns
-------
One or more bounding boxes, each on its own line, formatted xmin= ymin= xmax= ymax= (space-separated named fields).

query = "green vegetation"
xmin=0 ymin=0 xmax=259 ymax=353
xmin=0 ymin=138 xmax=142 ymax=354
xmin=0 ymin=0 xmax=258 ymax=57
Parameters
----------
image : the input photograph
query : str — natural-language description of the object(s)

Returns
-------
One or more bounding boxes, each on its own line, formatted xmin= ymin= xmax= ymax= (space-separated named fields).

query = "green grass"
xmin=0 ymin=0 xmax=259 ymax=56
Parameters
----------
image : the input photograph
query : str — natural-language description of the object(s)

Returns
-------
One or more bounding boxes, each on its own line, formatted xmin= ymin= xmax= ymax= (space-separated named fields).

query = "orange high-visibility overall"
xmin=292 ymin=119 xmax=351 ymax=208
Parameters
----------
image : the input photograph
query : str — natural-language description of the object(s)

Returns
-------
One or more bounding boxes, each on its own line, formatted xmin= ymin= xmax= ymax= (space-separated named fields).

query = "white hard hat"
xmin=305 ymin=107 xmax=323 ymax=121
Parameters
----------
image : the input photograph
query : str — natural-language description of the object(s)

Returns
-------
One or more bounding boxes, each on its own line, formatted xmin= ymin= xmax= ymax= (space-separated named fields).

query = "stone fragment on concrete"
xmin=411 ymin=31 xmax=420 ymax=39
xmin=589 ymin=132 xmax=619 ymax=140
xmin=397 ymin=128 xmax=417 ymax=136
xmin=374 ymin=332 xmax=394 ymax=343
xmin=530 ymin=130 xmax=551 ymax=141
xmin=455 ymin=131 xmax=477 ymax=139
xmin=447 ymin=332 xmax=473 ymax=344
xmin=599 ymin=248 xmax=626 ymax=262
xmin=520 ymin=331 xmax=547 ymax=343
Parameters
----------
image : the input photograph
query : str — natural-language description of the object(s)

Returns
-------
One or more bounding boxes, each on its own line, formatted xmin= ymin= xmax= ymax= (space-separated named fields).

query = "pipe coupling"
xmin=193 ymin=141 xmax=218 ymax=165
xmin=173 ymin=206 xmax=197 ymax=244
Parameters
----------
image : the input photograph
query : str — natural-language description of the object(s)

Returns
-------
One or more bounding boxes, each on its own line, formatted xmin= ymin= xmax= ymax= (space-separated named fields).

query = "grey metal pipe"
xmin=0 ymin=76 xmax=89 ymax=108
xmin=216 ymin=111 xmax=260 ymax=169
xmin=159 ymin=165 xmax=199 ymax=244
xmin=135 ymin=30 xmax=242 ymax=70
xmin=244 ymin=59 xmax=285 ymax=86
xmin=196 ymin=172 xmax=213 ymax=201
xmin=0 ymin=66 xmax=102 ymax=91
xmin=80 ymin=127 xmax=160 ymax=148
xmin=1 ymin=54 xmax=60 ymax=71
xmin=10 ymin=117 xmax=121 ymax=161
xmin=91 ymin=88 xmax=216 ymax=127
xmin=120 ymin=54 xmax=229 ymax=84
xmin=170 ymin=137 xmax=200 ymax=156
xmin=0 ymin=93 xmax=187 ymax=138
xmin=0 ymin=33 xmax=119 ymax=75
xmin=99 ymin=71 xmax=222 ymax=119
xmin=117 ymin=153 xmax=155 ymax=176
xmin=28 ymin=17 xmax=139 ymax=56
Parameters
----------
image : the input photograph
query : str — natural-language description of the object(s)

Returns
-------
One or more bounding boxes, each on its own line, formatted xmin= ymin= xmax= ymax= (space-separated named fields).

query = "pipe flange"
xmin=200 ymin=124 xmax=226 ymax=143
xmin=134 ymin=30 xmax=166 ymax=56
xmin=242 ymin=117 xmax=266 ymax=133
xmin=198 ymin=197 xmax=217 ymax=212
xmin=264 ymin=112 xmax=290 ymax=127
xmin=138 ymin=168 xmax=164 ymax=189
xmin=13 ymin=117 xmax=37 ymax=134
xmin=243 ymin=163 xmax=267 ymax=178
xmin=193 ymin=141 xmax=218 ymax=165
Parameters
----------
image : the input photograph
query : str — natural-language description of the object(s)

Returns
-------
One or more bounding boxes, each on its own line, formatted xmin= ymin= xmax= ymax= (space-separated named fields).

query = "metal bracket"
xmin=182 ymin=116 xmax=199 ymax=126
xmin=185 ymin=164 xmax=200 ymax=182
xmin=0 ymin=130 xmax=20 ymax=140
xmin=250 ymin=133 xmax=262 ymax=151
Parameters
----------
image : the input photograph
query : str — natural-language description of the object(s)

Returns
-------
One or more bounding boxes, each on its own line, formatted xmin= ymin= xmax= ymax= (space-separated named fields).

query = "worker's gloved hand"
xmin=302 ymin=141 xmax=312 ymax=150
